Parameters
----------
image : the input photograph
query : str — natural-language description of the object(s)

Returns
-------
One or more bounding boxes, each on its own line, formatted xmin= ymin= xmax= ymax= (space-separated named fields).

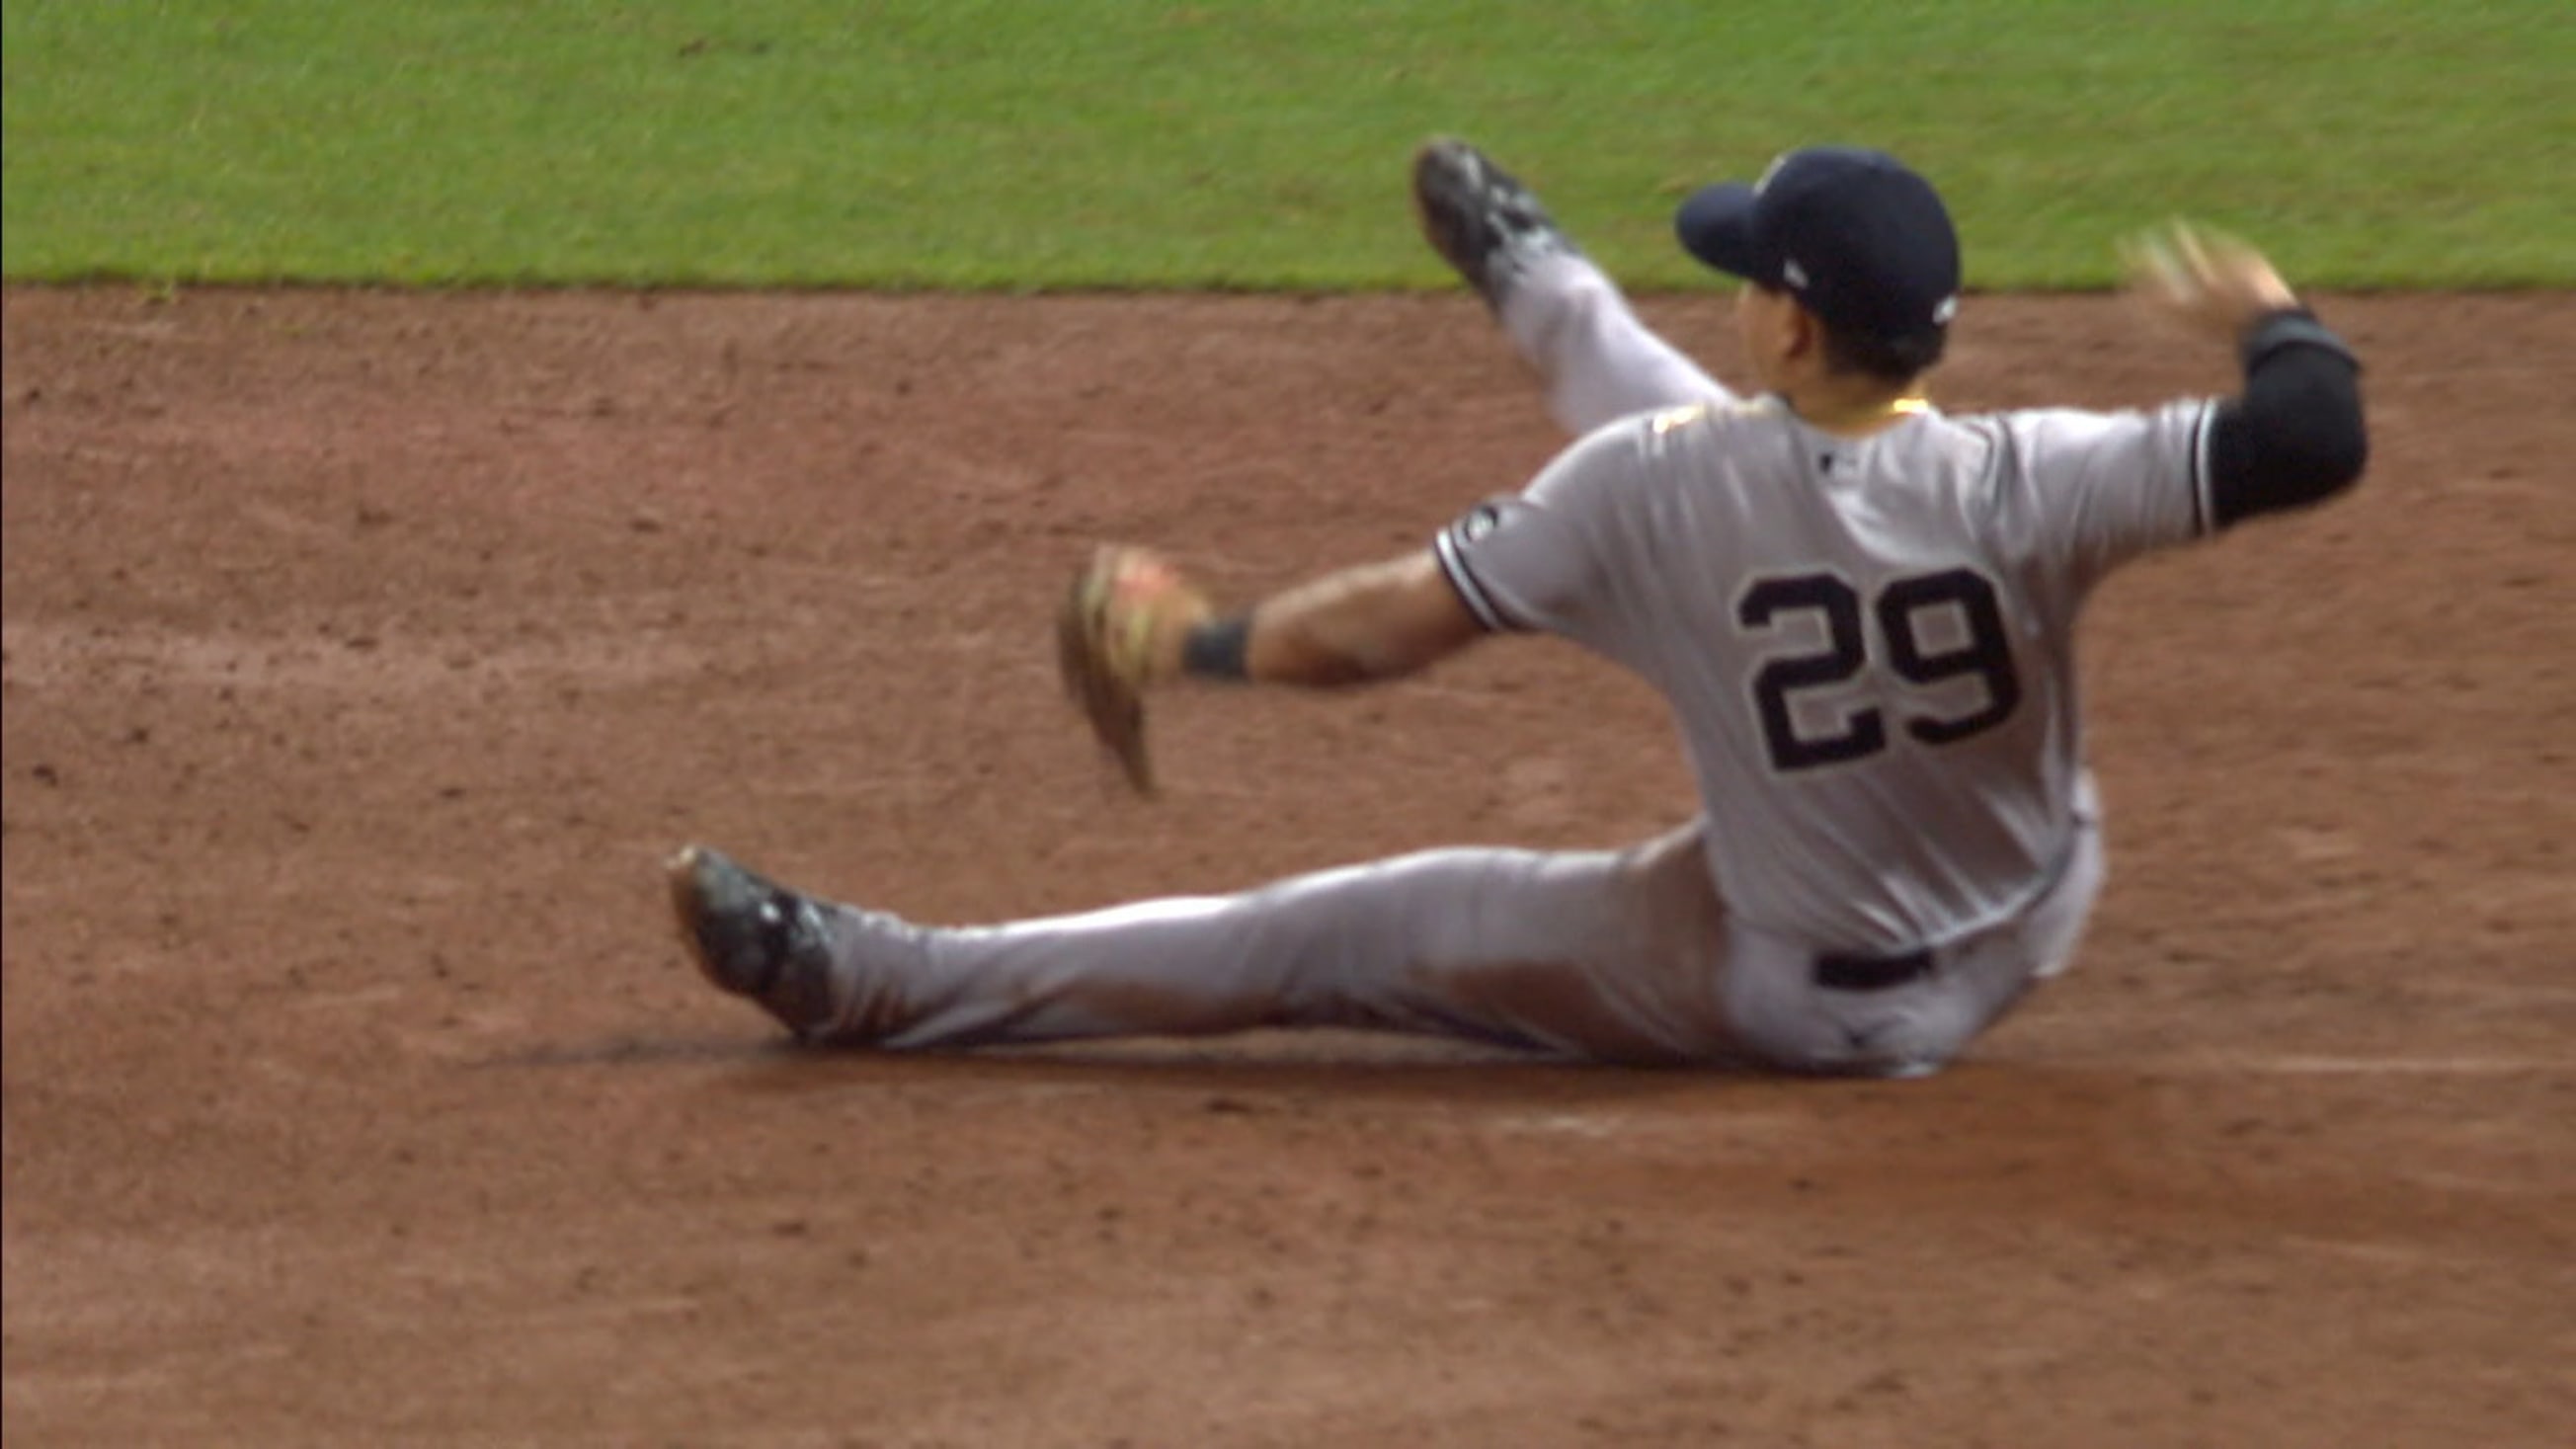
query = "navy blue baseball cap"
xmin=1674 ymin=146 xmax=1962 ymax=346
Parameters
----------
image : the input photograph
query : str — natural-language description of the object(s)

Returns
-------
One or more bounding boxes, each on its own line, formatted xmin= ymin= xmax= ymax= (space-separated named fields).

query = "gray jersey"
xmin=1435 ymin=394 xmax=2216 ymax=953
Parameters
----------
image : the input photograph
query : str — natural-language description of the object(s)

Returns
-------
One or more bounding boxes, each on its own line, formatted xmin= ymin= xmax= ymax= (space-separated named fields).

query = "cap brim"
xmin=1674 ymin=183 xmax=1763 ymax=279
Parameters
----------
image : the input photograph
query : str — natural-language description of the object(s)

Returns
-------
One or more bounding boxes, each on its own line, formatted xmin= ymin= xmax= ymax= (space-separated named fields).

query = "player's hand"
xmin=2125 ymin=221 xmax=2300 ymax=343
xmin=1056 ymin=545 xmax=1212 ymax=795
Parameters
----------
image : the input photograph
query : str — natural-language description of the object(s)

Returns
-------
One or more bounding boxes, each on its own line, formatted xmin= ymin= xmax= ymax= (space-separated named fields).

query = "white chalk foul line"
xmin=2191 ymin=1054 xmax=2572 ymax=1077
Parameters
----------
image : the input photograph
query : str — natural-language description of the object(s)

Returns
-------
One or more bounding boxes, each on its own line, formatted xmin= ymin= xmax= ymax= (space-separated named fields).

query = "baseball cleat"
xmin=666 ymin=845 xmax=834 ymax=1005
xmin=1411 ymin=138 xmax=1580 ymax=308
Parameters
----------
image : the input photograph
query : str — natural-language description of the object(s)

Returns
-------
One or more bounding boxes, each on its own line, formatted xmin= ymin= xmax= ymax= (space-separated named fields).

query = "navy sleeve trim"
xmin=2188 ymin=398 xmax=2215 ymax=536
xmin=1433 ymin=527 xmax=1518 ymax=633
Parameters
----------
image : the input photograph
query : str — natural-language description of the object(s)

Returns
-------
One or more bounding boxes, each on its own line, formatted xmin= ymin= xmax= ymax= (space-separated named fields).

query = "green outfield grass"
xmin=4 ymin=0 xmax=2568 ymax=288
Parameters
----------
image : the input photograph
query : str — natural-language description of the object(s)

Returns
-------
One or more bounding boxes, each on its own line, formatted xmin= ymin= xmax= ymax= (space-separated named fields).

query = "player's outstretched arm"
xmin=1224 ymin=549 xmax=1486 ymax=686
xmin=1091 ymin=547 xmax=1483 ymax=690
xmin=1082 ymin=546 xmax=1493 ymax=685
xmin=2130 ymin=222 xmax=2369 ymax=526
xmin=1055 ymin=545 xmax=1483 ymax=792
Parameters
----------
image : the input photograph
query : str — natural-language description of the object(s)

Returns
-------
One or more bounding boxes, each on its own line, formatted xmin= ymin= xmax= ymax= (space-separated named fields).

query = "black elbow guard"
xmin=2241 ymin=309 xmax=2358 ymax=373
xmin=2207 ymin=310 xmax=2369 ymax=527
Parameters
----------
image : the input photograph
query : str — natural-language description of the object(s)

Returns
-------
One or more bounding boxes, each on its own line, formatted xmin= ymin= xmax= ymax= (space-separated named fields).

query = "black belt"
xmin=1813 ymin=948 xmax=1937 ymax=993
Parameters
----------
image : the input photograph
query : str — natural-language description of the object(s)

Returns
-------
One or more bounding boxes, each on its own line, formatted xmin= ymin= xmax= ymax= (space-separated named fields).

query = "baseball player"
xmin=667 ymin=139 xmax=2368 ymax=1076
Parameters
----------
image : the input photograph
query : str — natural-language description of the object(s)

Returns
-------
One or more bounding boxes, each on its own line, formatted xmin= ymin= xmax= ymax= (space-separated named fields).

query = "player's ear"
xmin=1786 ymin=300 xmax=1826 ymax=363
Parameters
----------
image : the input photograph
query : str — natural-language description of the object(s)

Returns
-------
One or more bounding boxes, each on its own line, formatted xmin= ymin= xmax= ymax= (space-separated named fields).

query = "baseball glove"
xmin=1057 ymin=545 xmax=1208 ymax=796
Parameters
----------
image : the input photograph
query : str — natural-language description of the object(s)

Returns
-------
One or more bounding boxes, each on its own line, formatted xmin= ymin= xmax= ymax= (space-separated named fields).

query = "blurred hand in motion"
xmin=2126 ymin=220 xmax=2301 ymax=342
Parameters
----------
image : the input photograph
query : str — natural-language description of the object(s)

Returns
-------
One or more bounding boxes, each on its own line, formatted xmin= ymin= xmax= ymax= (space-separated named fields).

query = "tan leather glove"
xmin=1055 ymin=545 xmax=1210 ymax=796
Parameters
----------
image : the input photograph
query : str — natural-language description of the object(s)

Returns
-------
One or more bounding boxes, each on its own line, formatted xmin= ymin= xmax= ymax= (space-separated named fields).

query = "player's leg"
xmin=1412 ymin=139 xmax=1734 ymax=435
xmin=670 ymin=823 xmax=1737 ymax=1064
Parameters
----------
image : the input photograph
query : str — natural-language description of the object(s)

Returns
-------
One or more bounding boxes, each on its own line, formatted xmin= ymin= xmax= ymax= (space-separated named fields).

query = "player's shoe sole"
xmin=1411 ymin=138 xmax=1579 ymax=308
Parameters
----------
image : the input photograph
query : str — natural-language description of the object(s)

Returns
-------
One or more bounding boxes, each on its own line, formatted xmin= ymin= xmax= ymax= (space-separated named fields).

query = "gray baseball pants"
xmin=793 ymin=812 xmax=2099 ymax=1075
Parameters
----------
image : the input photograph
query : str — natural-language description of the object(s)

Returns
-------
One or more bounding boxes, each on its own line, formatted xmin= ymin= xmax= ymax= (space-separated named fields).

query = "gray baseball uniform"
xmin=765 ymin=251 xmax=2202 ymax=1075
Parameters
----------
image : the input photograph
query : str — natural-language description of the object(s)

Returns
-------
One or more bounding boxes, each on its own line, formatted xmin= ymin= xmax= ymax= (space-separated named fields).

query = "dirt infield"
xmin=4 ymin=284 xmax=2570 ymax=1447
